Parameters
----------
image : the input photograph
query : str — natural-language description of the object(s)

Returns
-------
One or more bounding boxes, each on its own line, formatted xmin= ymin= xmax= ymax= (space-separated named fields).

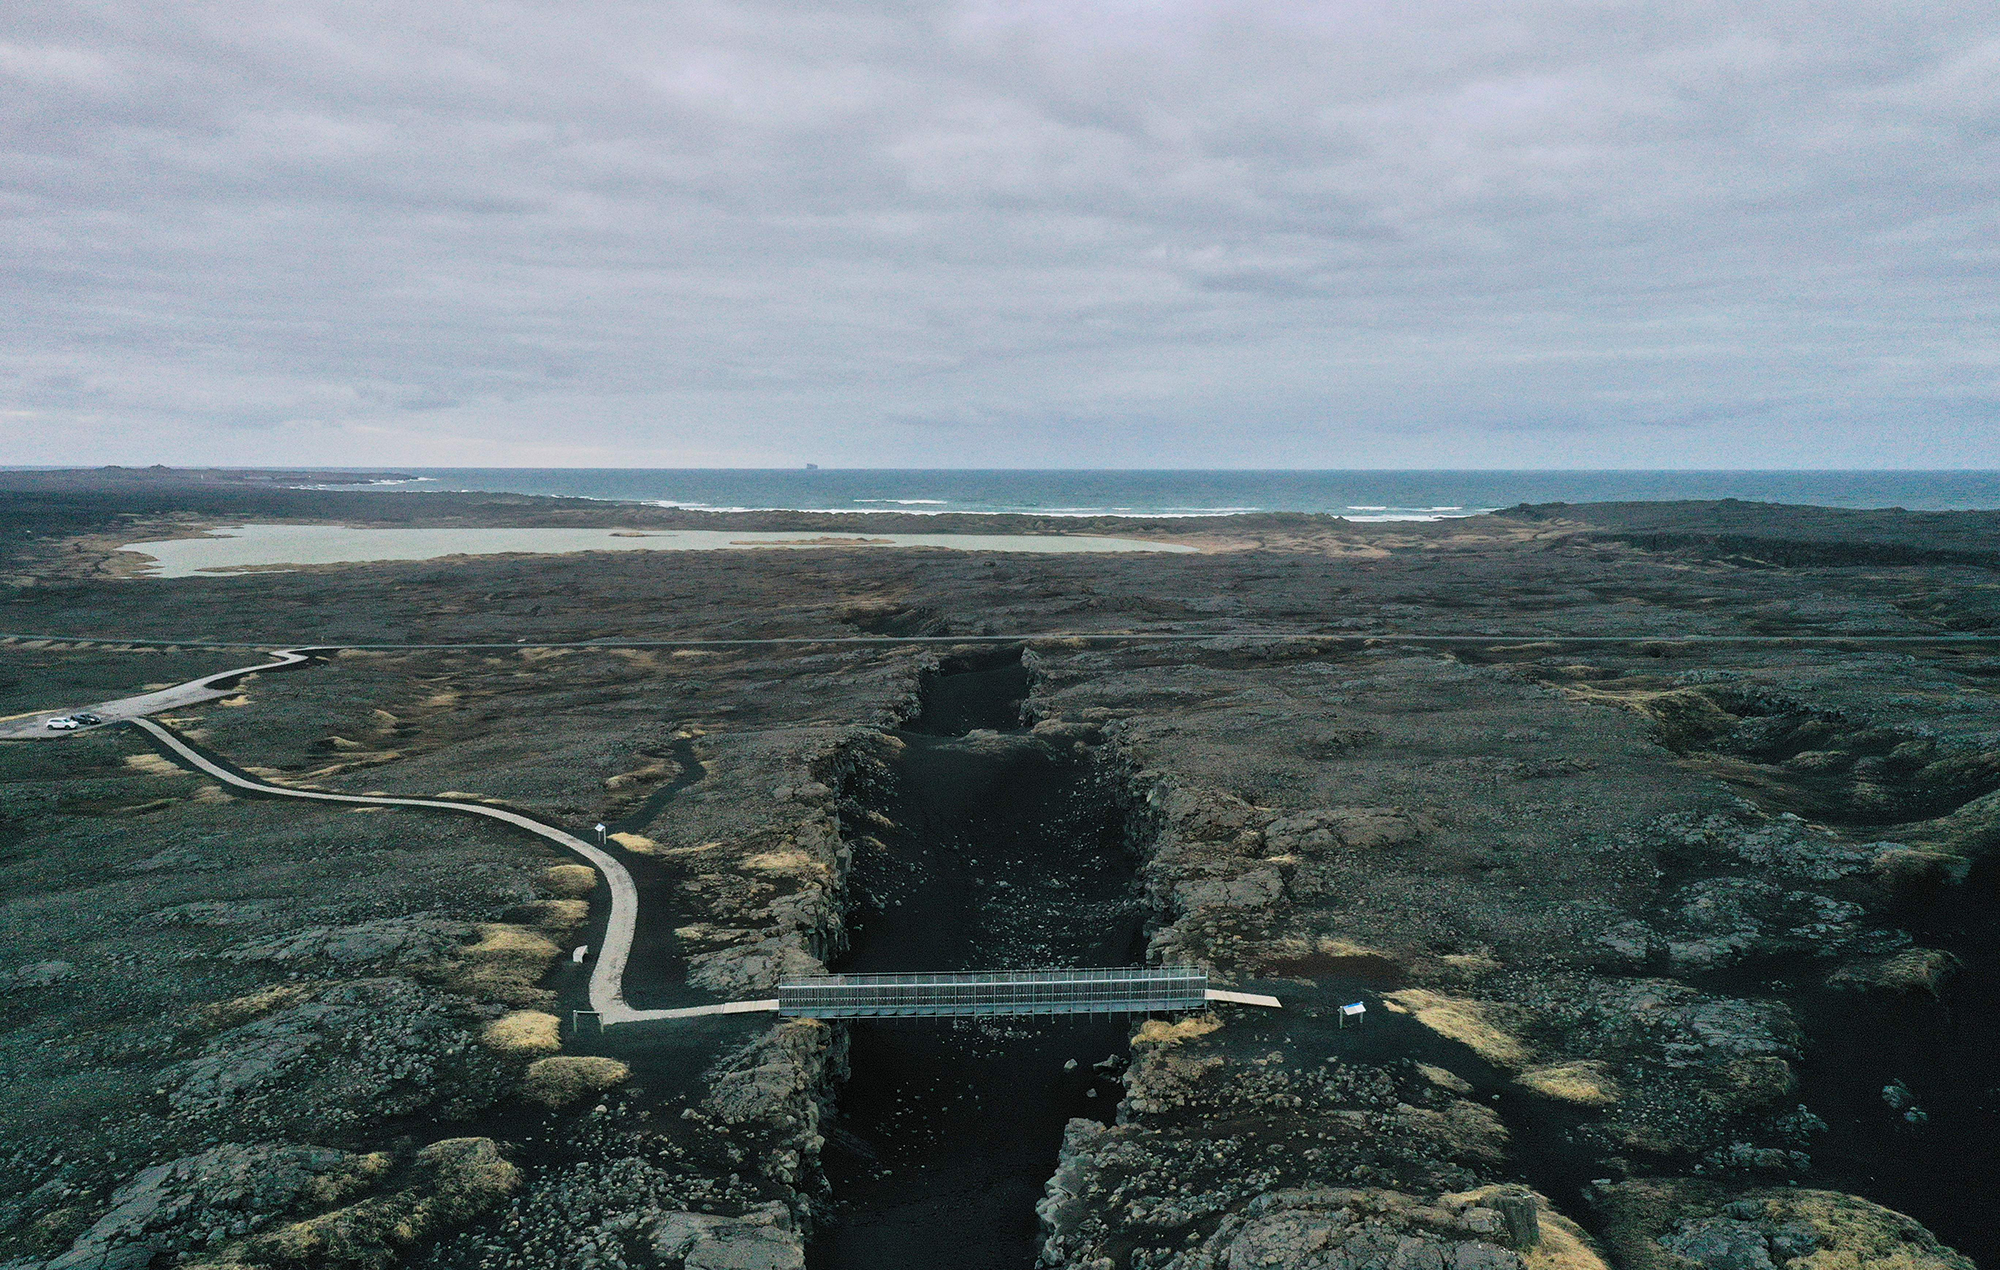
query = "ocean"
xmin=301 ymin=470 xmax=2000 ymax=520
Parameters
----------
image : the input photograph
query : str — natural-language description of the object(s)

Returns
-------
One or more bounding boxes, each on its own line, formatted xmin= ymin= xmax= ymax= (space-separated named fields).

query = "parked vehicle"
xmin=72 ymin=712 xmax=103 ymax=725
xmin=44 ymin=717 xmax=80 ymax=730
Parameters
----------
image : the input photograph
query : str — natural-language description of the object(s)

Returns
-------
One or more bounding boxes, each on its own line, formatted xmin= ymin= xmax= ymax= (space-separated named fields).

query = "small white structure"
xmin=1339 ymin=1001 xmax=1367 ymax=1028
xmin=594 ymin=823 xmax=607 ymax=846
xmin=572 ymin=945 xmax=590 ymax=965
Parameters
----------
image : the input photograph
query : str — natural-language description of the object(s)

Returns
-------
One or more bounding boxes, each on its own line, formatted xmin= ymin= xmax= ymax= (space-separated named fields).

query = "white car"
xmin=44 ymin=717 xmax=81 ymax=731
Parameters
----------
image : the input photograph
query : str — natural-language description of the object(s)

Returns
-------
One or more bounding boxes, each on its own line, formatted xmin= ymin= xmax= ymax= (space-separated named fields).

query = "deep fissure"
xmin=812 ymin=647 xmax=1148 ymax=1270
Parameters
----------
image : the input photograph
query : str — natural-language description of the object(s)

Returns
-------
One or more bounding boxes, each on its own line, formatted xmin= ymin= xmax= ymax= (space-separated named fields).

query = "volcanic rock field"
xmin=2 ymin=473 xmax=1998 ymax=1270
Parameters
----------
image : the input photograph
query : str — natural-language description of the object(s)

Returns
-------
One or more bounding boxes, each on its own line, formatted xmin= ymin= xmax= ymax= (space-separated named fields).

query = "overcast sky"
xmin=2 ymin=2 xmax=1995 ymax=468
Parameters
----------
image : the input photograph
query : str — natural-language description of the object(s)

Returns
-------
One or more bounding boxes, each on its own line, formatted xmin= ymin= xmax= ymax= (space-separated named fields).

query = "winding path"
xmin=129 ymin=716 xmax=768 ymax=1026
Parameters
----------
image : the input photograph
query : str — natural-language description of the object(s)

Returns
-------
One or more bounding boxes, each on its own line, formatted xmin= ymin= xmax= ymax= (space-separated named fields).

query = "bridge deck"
xmin=778 ymin=966 xmax=1209 ymax=1018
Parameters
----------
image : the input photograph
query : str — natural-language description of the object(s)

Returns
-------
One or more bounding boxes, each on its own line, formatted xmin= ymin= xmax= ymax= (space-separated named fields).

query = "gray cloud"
xmin=1 ymin=1 xmax=1995 ymax=466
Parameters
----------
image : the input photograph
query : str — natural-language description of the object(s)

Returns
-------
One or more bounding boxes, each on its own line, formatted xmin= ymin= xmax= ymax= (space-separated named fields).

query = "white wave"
xmin=1340 ymin=508 xmax=1493 ymax=522
xmin=1018 ymin=506 xmax=1254 ymax=518
xmin=637 ymin=502 xmax=1260 ymax=518
xmin=298 ymin=485 xmax=1486 ymax=522
xmin=284 ymin=478 xmax=438 ymax=491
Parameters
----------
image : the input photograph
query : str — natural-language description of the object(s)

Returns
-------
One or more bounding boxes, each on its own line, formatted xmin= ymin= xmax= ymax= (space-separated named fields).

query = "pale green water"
xmin=119 ymin=524 xmax=1197 ymax=577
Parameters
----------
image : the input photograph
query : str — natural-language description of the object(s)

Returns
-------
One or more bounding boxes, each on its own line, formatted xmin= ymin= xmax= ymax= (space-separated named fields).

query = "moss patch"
xmin=522 ymin=1056 xmax=631 ymax=1107
xmin=194 ymin=984 xmax=310 ymax=1032
xmin=444 ymin=924 xmax=561 ymax=1007
xmin=1517 ymin=1061 xmax=1620 ymax=1107
xmin=506 ymin=898 xmax=590 ymax=933
xmin=1384 ymin=988 xmax=1534 ymax=1068
xmin=481 ymin=1010 xmax=561 ymax=1055
xmin=1827 ymin=949 xmax=1961 ymax=997
xmin=1771 ymin=1190 xmax=1977 ymax=1270
xmin=246 ymin=1138 xmax=518 ymax=1269
xmin=1133 ymin=1014 xmax=1222 ymax=1046
xmin=538 ymin=864 xmax=598 ymax=897
xmin=743 ymin=848 xmax=825 ymax=877
xmin=124 ymin=753 xmax=188 ymax=777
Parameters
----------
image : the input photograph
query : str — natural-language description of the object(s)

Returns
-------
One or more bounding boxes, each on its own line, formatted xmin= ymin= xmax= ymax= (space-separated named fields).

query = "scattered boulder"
xmin=250 ymin=1137 xmax=519 ymax=1269
xmin=651 ymin=1202 xmax=804 ymax=1270
xmin=1155 ymin=1187 xmax=1592 ymax=1270
xmin=1659 ymin=1217 xmax=1780 ymax=1270
xmin=44 ymin=1143 xmax=386 ymax=1270
xmin=1034 ymin=1119 xmax=1107 ymax=1259
xmin=143 ymin=901 xmax=270 ymax=929
xmin=162 ymin=978 xmax=498 ymax=1129
xmin=687 ymin=937 xmax=824 ymax=998
xmin=0 ymin=960 xmax=75 ymax=991
xmin=1827 ymin=948 xmax=1961 ymax=997
xmin=702 ymin=1021 xmax=831 ymax=1128
xmin=1031 ymin=719 xmax=1103 ymax=746
xmin=1599 ymin=1183 xmax=1973 ymax=1270
xmin=1261 ymin=807 xmax=1424 ymax=854
xmin=221 ymin=915 xmax=472 ymax=967
xmin=1870 ymin=846 xmax=1960 ymax=896
xmin=1174 ymin=867 xmax=1285 ymax=912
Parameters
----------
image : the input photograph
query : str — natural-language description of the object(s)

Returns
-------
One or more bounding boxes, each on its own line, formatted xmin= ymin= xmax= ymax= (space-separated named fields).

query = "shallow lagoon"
xmin=120 ymin=523 xmax=1197 ymax=578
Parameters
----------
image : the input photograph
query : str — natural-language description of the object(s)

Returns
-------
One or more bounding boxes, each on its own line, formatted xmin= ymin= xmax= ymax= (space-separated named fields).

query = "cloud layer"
xmin=3 ymin=1 xmax=1995 ymax=466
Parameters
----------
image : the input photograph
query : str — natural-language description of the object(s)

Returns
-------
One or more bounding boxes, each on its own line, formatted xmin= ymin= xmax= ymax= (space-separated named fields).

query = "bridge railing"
xmin=777 ymin=966 xmax=1208 ymax=1019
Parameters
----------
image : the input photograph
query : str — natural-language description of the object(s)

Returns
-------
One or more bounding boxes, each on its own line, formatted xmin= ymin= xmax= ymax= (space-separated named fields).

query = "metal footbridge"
xmin=712 ymin=967 xmax=1279 ymax=1020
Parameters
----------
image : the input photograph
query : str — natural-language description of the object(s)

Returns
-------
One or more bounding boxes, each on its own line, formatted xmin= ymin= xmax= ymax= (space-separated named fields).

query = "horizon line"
xmin=9 ymin=465 xmax=2000 ymax=475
